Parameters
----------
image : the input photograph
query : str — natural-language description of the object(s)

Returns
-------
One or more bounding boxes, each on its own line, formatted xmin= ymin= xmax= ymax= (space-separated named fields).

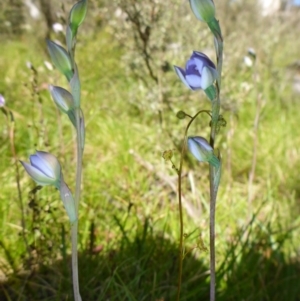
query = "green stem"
xmin=71 ymin=221 xmax=81 ymax=301
xmin=208 ymin=167 xmax=216 ymax=301
xmin=208 ymin=22 xmax=223 ymax=301
xmin=72 ymin=107 xmax=83 ymax=301
xmin=176 ymin=110 xmax=211 ymax=301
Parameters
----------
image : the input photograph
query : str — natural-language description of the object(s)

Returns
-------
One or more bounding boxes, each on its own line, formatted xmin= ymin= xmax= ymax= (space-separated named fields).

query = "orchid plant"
xmin=171 ymin=1 xmax=224 ymax=300
xmin=20 ymin=1 xmax=87 ymax=301
xmin=19 ymin=0 xmax=223 ymax=300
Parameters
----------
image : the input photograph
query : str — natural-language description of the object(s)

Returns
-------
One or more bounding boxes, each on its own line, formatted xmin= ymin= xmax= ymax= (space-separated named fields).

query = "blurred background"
xmin=0 ymin=0 xmax=300 ymax=300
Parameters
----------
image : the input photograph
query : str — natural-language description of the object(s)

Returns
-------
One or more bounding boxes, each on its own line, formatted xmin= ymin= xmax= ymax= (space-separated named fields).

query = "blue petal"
xmin=185 ymin=61 xmax=199 ymax=76
xmin=31 ymin=151 xmax=61 ymax=179
xmin=191 ymin=136 xmax=213 ymax=151
xmin=174 ymin=66 xmax=192 ymax=90
xmin=188 ymin=138 xmax=206 ymax=162
xmin=193 ymin=51 xmax=216 ymax=69
xmin=185 ymin=74 xmax=202 ymax=90
xmin=187 ymin=136 xmax=213 ymax=163
xmin=30 ymin=154 xmax=54 ymax=178
xmin=20 ymin=161 xmax=55 ymax=186
xmin=188 ymin=57 xmax=203 ymax=73
xmin=200 ymin=66 xmax=214 ymax=89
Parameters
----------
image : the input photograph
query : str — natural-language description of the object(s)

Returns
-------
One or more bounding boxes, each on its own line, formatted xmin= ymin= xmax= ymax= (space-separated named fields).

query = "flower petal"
xmin=193 ymin=51 xmax=216 ymax=69
xmin=188 ymin=138 xmax=207 ymax=162
xmin=191 ymin=136 xmax=213 ymax=152
xmin=187 ymin=136 xmax=215 ymax=164
xmin=185 ymin=74 xmax=203 ymax=90
xmin=0 ymin=94 xmax=5 ymax=107
xmin=174 ymin=66 xmax=192 ymax=90
xmin=34 ymin=151 xmax=61 ymax=179
xmin=200 ymin=66 xmax=215 ymax=89
xmin=20 ymin=161 xmax=56 ymax=186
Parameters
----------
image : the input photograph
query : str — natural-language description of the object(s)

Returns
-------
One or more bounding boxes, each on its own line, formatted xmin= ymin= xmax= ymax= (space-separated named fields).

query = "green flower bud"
xmin=20 ymin=151 xmax=61 ymax=189
xmin=187 ymin=136 xmax=220 ymax=168
xmin=69 ymin=0 xmax=87 ymax=33
xmin=49 ymin=85 xmax=75 ymax=114
xmin=46 ymin=40 xmax=73 ymax=81
xmin=176 ymin=111 xmax=187 ymax=119
xmin=189 ymin=0 xmax=215 ymax=23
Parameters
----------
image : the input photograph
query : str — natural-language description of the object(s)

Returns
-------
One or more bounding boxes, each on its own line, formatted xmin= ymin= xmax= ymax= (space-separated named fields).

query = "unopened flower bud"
xmin=189 ymin=0 xmax=215 ymax=23
xmin=187 ymin=136 xmax=220 ymax=167
xmin=69 ymin=0 xmax=87 ymax=33
xmin=49 ymin=85 xmax=75 ymax=114
xmin=46 ymin=40 xmax=73 ymax=81
xmin=176 ymin=110 xmax=187 ymax=119
xmin=20 ymin=151 xmax=61 ymax=188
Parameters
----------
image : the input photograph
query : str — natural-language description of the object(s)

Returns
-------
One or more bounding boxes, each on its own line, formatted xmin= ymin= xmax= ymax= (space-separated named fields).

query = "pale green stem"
xmin=209 ymin=26 xmax=223 ymax=301
xmin=72 ymin=107 xmax=83 ymax=301
xmin=71 ymin=221 xmax=81 ymax=301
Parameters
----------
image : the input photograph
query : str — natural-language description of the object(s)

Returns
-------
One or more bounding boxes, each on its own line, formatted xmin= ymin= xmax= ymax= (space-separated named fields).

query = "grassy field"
xmin=0 ymin=1 xmax=300 ymax=300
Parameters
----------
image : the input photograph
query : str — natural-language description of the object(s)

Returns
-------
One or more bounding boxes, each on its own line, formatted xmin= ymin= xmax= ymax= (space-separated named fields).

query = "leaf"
xmin=59 ymin=180 xmax=77 ymax=223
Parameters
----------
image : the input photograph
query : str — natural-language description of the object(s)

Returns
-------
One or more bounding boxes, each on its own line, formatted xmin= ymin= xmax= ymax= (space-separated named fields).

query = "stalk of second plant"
xmin=208 ymin=18 xmax=223 ymax=301
xmin=173 ymin=2 xmax=224 ymax=300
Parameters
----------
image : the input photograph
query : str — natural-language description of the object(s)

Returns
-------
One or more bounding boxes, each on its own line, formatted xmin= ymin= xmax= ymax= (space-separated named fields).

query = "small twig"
xmin=121 ymin=2 xmax=158 ymax=83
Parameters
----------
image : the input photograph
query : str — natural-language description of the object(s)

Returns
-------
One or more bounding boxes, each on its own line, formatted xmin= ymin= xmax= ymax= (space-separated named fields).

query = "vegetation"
xmin=0 ymin=0 xmax=300 ymax=300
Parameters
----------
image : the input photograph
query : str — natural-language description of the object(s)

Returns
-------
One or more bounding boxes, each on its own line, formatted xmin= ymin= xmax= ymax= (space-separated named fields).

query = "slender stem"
xmin=208 ymin=167 xmax=216 ymax=301
xmin=74 ymin=108 xmax=82 ymax=213
xmin=71 ymin=108 xmax=83 ymax=301
xmin=71 ymin=221 xmax=81 ymax=301
xmin=176 ymin=110 xmax=211 ymax=301
xmin=209 ymin=23 xmax=223 ymax=301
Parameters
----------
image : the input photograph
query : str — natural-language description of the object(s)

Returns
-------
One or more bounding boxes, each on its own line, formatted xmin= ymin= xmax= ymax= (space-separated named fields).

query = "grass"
xmin=1 ymin=2 xmax=300 ymax=300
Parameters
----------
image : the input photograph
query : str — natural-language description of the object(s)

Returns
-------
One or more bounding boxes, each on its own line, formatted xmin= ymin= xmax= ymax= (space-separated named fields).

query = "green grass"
xmin=1 ymin=4 xmax=300 ymax=301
